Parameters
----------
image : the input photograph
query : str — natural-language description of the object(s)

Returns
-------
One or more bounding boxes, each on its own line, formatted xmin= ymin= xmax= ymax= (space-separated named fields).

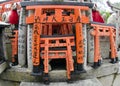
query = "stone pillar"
xmin=27 ymin=10 xmax=33 ymax=70
xmin=87 ymin=0 xmax=94 ymax=63
xmin=18 ymin=8 xmax=27 ymax=67
xmin=116 ymin=10 xmax=120 ymax=48
xmin=87 ymin=29 xmax=94 ymax=63
xmin=118 ymin=51 xmax=120 ymax=61
xmin=115 ymin=11 xmax=120 ymax=49
xmin=83 ymin=24 xmax=87 ymax=68
xmin=2 ymin=28 xmax=7 ymax=60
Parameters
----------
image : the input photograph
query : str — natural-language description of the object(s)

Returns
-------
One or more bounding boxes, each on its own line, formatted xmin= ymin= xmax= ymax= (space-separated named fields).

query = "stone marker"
xmin=18 ymin=8 xmax=27 ymax=67
xmin=27 ymin=10 xmax=33 ymax=71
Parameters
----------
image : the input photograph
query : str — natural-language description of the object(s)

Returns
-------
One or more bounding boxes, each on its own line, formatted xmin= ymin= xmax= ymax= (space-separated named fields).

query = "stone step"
xmin=20 ymin=78 xmax=103 ymax=86
xmin=0 ymin=62 xmax=119 ymax=82
xmin=0 ymin=62 xmax=7 ymax=74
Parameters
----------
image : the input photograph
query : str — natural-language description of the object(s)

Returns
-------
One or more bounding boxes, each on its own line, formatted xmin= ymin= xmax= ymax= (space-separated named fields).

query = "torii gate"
xmin=107 ymin=1 xmax=120 ymax=49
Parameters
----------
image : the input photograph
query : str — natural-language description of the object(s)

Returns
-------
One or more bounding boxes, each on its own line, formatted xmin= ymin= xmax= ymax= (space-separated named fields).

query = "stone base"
xmin=0 ymin=62 xmax=7 ymax=74
xmin=20 ymin=78 xmax=103 ymax=86
xmin=0 ymin=61 xmax=119 ymax=82
xmin=0 ymin=79 xmax=20 ymax=86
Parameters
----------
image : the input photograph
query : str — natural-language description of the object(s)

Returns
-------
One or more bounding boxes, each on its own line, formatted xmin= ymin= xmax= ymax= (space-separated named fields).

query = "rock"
xmin=20 ymin=78 xmax=103 ymax=86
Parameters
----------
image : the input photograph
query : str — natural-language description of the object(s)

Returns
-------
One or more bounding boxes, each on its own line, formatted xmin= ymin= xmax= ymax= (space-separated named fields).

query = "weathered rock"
xmin=20 ymin=78 xmax=103 ymax=86
xmin=98 ymin=74 xmax=114 ymax=86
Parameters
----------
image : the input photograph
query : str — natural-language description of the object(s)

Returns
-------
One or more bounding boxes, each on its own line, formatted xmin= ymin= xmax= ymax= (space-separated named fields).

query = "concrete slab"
xmin=0 ymin=62 xmax=7 ymax=74
xmin=20 ymin=78 xmax=103 ymax=86
xmin=98 ymin=74 xmax=114 ymax=86
xmin=113 ymin=74 xmax=120 ymax=86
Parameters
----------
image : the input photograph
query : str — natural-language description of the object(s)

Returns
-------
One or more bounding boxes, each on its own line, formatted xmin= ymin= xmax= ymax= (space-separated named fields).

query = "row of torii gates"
xmin=0 ymin=0 xmax=119 ymax=84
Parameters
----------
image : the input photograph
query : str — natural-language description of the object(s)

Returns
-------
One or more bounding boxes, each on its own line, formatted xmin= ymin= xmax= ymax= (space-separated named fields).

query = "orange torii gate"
xmin=9 ymin=30 xmax=18 ymax=66
xmin=91 ymin=22 xmax=118 ymax=68
xmin=23 ymin=1 xmax=93 ymax=84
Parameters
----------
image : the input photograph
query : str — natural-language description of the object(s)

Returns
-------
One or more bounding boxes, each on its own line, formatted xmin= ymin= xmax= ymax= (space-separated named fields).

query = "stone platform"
xmin=0 ymin=60 xmax=120 ymax=86
xmin=0 ymin=60 xmax=119 ymax=82
xmin=20 ymin=78 xmax=103 ymax=86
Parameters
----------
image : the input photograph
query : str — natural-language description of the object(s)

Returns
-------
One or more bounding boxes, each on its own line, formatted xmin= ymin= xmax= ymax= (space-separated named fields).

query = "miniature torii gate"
xmin=91 ymin=22 xmax=118 ymax=68
xmin=107 ymin=1 xmax=120 ymax=49
xmin=21 ymin=0 xmax=93 ymax=84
